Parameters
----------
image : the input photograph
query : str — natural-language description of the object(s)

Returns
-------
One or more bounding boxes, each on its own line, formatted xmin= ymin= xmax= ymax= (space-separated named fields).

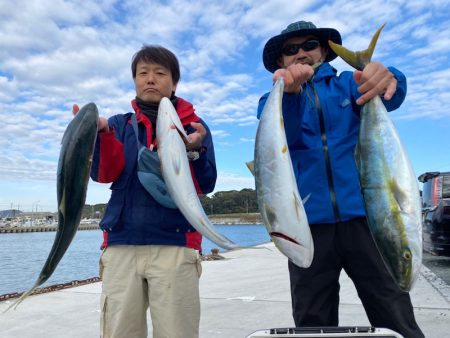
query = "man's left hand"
xmin=185 ymin=122 xmax=206 ymax=151
xmin=354 ymin=61 xmax=397 ymax=105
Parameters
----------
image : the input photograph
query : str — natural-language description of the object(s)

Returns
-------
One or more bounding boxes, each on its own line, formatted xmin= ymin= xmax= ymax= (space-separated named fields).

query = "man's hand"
xmin=185 ymin=122 xmax=206 ymax=151
xmin=72 ymin=103 xmax=109 ymax=132
xmin=273 ymin=64 xmax=314 ymax=94
xmin=354 ymin=61 xmax=397 ymax=105
xmin=72 ymin=104 xmax=80 ymax=115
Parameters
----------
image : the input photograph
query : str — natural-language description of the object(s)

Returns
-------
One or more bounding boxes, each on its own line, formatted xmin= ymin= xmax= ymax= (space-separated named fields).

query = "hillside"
xmin=209 ymin=212 xmax=262 ymax=224
xmin=1 ymin=189 xmax=261 ymax=221
xmin=77 ymin=188 xmax=260 ymax=219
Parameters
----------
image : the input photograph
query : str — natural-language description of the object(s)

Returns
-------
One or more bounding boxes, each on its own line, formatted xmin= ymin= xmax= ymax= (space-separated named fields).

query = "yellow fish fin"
xmin=328 ymin=23 xmax=386 ymax=70
xmin=246 ymin=160 xmax=255 ymax=176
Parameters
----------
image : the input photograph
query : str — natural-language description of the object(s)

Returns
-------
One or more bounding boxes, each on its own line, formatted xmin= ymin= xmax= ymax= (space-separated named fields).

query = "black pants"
xmin=288 ymin=217 xmax=424 ymax=338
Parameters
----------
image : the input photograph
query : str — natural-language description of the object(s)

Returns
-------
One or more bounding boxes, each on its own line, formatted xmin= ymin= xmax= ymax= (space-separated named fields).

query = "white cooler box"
xmin=246 ymin=326 xmax=403 ymax=338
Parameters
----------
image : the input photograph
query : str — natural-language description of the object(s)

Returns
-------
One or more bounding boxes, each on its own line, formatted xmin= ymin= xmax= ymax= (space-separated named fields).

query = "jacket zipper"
xmin=308 ymin=80 xmax=341 ymax=223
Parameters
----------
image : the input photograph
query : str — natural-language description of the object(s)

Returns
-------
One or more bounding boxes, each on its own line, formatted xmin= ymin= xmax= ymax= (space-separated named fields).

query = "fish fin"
xmin=59 ymin=189 xmax=66 ymax=217
xmin=246 ymin=160 xmax=255 ymax=176
xmin=328 ymin=23 xmax=386 ymax=70
xmin=169 ymin=112 xmax=190 ymax=143
xmin=293 ymin=192 xmax=305 ymax=219
xmin=264 ymin=203 xmax=277 ymax=227
xmin=249 ymin=245 xmax=274 ymax=252
xmin=160 ymin=97 xmax=191 ymax=143
xmin=354 ymin=143 xmax=361 ymax=172
xmin=3 ymin=282 xmax=39 ymax=312
xmin=302 ymin=192 xmax=311 ymax=205
xmin=173 ymin=121 xmax=191 ymax=144
xmin=389 ymin=178 xmax=409 ymax=211
xmin=171 ymin=149 xmax=181 ymax=176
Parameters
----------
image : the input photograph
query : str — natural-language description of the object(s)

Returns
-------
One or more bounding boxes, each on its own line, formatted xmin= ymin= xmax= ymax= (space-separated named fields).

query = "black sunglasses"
xmin=281 ymin=40 xmax=320 ymax=56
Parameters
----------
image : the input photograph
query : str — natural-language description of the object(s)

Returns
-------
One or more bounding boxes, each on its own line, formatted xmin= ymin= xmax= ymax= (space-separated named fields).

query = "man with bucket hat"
xmin=258 ymin=21 xmax=424 ymax=338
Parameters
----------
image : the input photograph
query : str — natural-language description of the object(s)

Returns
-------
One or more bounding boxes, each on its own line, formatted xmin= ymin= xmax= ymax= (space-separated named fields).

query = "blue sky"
xmin=0 ymin=0 xmax=449 ymax=212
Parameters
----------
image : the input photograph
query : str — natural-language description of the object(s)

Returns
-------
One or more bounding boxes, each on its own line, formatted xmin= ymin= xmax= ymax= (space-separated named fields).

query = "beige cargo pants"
xmin=99 ymin=245 xmax=202 ymax=338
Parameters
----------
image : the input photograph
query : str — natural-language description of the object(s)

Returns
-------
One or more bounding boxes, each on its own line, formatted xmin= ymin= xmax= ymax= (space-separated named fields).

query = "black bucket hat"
xmin=263 ymin=21 xmax=342 ymax=73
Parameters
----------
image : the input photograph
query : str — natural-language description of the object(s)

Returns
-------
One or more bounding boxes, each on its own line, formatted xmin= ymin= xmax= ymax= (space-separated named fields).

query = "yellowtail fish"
xmin=329 ymin=25 xmax=422 ymax=291
xmin=156 ymin=97 xmax=239 ymax=250
xmin=252 ymin=78 xmax=313 ymax=268
xmin=6 ymin=103 xmax=98 ymax=311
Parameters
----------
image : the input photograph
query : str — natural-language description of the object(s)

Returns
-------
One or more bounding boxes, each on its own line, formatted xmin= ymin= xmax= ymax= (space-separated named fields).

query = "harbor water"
xmin=0 ymin=224 xmax=269 ymax=295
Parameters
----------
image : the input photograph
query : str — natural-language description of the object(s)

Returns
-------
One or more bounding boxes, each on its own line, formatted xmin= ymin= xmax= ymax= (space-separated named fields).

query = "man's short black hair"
xmin=131 ymin=45 xmax=180 ymax=84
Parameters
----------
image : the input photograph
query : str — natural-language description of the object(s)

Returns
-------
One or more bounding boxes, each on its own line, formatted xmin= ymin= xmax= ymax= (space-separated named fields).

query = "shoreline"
xmin=0 ymin=224 xmax=99 ymax=233
xmin=0 ymin=214 xmax=264 ymax=233
xmin=0 ymin=277 xmax=102 ymax=302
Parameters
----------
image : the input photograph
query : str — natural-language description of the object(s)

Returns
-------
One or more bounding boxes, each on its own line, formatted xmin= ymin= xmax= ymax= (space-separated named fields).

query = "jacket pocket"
xmin=100 ymin=181 xmax=127 ymax=232
xmin=323 ymin=95 xmax=359 ymax=138
xmin=196 ymin=255 xmax=202 ymax=278
xmin=185 ymin=248 xmax=202 ymax=278
xmin=99 ymin=248 xmax=108 ymax=279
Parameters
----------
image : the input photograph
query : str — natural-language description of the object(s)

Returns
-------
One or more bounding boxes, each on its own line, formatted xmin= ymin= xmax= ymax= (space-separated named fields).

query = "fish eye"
xmin=403 ymin=250 xmax=412 ymax=261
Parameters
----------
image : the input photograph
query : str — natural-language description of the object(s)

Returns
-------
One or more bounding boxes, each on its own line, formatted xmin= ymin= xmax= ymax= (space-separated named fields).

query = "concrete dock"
xmin=1 ymin=242 xmax=449 ymax=337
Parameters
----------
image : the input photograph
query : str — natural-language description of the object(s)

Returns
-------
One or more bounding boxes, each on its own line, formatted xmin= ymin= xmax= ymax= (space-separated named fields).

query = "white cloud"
xmin=240 ymin=137 xmax=254 ymax=143
xmin=212 ymin=130 xmax=230 ymax=138
xmin=0 ymin=0 xmax=449 ymax=209
xmin=213 ymin=171 xmax=255 ymax=193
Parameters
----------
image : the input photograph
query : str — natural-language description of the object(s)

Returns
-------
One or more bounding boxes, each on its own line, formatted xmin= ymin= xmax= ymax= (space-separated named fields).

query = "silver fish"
xmin=6 ymin=103 xmax=98 ymax=310
xmin=329 ymin=25 xmax=422 ymax=291
xmin=253 ymin=78 xmax=313 ymax=268
xmin=156 ymin=97 xmax=239 ymax=250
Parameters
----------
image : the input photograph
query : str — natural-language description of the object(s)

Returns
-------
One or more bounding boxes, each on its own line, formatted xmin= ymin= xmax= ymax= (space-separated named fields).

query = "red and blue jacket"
xmin=90 ymin=97 xmax=217 ymax=250
xmin=258 ymin=62 xmax=407 ymax=225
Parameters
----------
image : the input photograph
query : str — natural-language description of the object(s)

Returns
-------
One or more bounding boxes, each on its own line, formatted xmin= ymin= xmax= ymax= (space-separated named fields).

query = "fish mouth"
xmin=270 ymin=231 xmax=300 ymax=245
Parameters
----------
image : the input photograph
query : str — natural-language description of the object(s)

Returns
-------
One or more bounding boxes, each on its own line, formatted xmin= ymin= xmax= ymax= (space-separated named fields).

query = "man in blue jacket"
xmin=81 ymin=45 xmax=216 ymax=338
xmin=258 ymin=21 xmax=424 ymax=338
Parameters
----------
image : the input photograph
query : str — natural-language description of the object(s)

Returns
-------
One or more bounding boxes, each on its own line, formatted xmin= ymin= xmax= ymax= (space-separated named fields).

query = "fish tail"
xmin=246 ymin=160 xmax=255 ymax=176
xmin=328 ymin=23 xmax=386 ymax=70
xmin=3 ymin=283 xmax=39 ymax=312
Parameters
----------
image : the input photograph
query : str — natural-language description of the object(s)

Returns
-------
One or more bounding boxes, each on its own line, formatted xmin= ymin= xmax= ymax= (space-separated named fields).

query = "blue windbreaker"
xmin=257 ymin=62 xmax=407 ymax=224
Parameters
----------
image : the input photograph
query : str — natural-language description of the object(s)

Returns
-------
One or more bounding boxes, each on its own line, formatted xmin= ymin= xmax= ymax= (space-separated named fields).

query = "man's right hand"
xmin=72 ymin=104 xmax=109 ymax=132
xmin=273 ymin=64 xmax=314 ymax=94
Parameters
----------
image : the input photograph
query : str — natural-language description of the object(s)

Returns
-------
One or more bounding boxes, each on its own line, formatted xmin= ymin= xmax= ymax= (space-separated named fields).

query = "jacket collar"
xmin=131 ymin=97 xmax=200 ymax=125
xmin=313 ymin=62 xmax=338 ymax=82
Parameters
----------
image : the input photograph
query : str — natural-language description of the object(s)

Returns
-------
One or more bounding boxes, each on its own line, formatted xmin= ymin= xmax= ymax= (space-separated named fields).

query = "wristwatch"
xmin=186 ymin=150 xmax=200 ymax=161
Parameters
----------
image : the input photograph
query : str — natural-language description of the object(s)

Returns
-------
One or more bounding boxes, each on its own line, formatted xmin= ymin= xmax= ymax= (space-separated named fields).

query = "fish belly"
xmin=156 ymin=98 xmax=238 ymax=250
xmin=254 ymin=79 xmax=313 ymax=268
